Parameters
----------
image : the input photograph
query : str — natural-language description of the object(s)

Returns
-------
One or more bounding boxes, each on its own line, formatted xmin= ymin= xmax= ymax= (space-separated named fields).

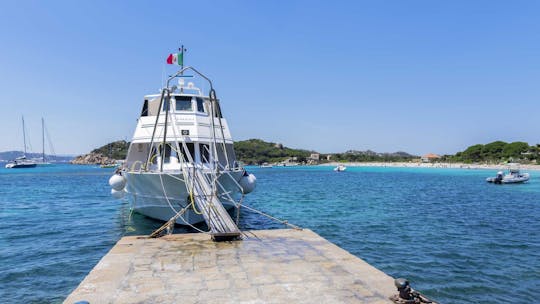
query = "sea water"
xmin=0 ymin=164 xmax=539 ymax=303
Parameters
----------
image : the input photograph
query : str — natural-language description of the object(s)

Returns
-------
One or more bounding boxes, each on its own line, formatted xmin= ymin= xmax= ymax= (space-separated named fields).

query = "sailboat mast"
xmin=22 ymin=116 xmax=27 ymax=156
xmin=42 ymin=118 xmax=45 ymax=162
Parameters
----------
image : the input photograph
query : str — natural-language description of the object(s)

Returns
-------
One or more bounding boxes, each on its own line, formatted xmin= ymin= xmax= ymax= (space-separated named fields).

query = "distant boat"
xmin=34 ymin=118 xmax=56 ymax=166
xmin=260 ymin=162 xmax=273 ymax=168
xmin=5 ymin=116 xmax=36 ymax=169
xmin=100 ymin=163 xmax=119 ymax=169
xmin=486 ymin=165 xmax=530 ymax=184
xmin=334 ymin=164 xmax=346 ymax=172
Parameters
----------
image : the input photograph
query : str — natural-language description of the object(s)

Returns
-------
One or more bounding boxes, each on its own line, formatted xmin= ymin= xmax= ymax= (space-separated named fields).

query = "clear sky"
xmin=0 ymin=1 xmax=538 ymax=156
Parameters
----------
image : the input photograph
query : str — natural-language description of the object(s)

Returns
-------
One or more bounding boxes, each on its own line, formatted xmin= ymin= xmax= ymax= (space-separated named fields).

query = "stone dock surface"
xmin=64 ymin=229 xmax=396 ymax=303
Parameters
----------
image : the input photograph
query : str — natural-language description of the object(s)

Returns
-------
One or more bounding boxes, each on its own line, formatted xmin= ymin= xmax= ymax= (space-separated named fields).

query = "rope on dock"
xmin=147 ymin=206 xmax=189 ymax=238
xmin=146 ymin=145 xmax=302 ymax=237
xmin=236 ymin=203 xmax=303 ymax=230
xmin=156 ymin=172 xmax=210 ymax=235
xmin=147 ymin=197 xmax=302 ymax=238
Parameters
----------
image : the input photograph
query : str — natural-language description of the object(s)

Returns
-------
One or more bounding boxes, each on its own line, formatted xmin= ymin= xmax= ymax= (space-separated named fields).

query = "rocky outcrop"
xmin=70 ymin=152 xmax=116 ymax=165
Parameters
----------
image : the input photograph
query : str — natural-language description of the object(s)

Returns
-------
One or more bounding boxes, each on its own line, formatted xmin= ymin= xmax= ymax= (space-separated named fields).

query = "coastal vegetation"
xmin=442 ymin=141 xmax=539 ymax=164
xmin=61 ymin=139 xmax=539 ymax=165
xmin=90 ymin=140 xmax=130 ymax=160
xmin=233 ymin=139 xmax=312 ymax=165
xmin=328 ymin=150 xmax=417 ymax=163
xmin=71 ymin=140 xmax=129 ymax=165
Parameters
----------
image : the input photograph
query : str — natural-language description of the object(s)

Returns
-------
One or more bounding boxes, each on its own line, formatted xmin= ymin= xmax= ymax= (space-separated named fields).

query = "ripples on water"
xmin=0 ymin=164 xmax=539 ymax=303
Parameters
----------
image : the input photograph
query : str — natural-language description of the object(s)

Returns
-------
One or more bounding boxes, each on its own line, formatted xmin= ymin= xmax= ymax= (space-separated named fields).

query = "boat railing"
xmin=166 ymin=66 xmax=214 ymax=91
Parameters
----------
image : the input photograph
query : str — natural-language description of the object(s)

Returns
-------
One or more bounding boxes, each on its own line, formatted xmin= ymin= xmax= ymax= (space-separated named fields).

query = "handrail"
xmin=167 ymin=66 xmax=214 ymax=91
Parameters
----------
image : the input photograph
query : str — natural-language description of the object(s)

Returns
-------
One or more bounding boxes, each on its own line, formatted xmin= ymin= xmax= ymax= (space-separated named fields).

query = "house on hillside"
xmin=307 ymin=153 xmax=320 ymax=165
xmin=421 ymin=153 xmax=441 ymax=163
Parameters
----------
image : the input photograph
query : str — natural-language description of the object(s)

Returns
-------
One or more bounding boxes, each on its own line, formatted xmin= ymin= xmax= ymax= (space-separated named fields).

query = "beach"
xmin=323 ymin=161 xmax=540 ymax=171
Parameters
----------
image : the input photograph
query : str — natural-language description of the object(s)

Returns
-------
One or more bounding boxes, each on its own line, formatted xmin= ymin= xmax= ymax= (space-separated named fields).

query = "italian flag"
xmin=166 ymin=52 xmax=183 ymax=65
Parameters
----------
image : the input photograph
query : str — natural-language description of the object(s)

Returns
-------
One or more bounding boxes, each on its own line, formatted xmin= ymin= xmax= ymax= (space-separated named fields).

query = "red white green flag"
xmin=166 ymin=52 xmax=183 ymax=65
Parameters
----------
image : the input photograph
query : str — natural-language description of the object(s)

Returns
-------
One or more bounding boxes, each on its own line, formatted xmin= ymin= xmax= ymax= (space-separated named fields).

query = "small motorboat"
xmin=260 ymin=162 xmax=273 ymax=168
xmin=486 ymin=168 xmax=530 ymax=184
xmin=334 ymin=164 xmax=347 ymax=172
xmin=100 ymin=163 xmax=118 ymax=169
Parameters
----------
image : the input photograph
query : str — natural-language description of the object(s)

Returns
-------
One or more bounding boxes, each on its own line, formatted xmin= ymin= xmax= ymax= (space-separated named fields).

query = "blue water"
xmin=1 ymin=164 xmax=539 ymax=303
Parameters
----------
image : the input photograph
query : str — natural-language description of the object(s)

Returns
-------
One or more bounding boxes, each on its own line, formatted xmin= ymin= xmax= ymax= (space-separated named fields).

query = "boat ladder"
xmin=188 ymin=168 xmax=241 ymax=241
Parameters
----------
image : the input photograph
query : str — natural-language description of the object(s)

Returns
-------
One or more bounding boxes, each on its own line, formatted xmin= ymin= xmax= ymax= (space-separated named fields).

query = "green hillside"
xmin=444 ymin=141 xmax=539 ymax=164
xmin=234 ymin=139 xmax=312 ymax=165
xmin=91 ymin=140 xmax=130 ymax=160
xmin=83 ymin=139 xmax=539 ymax=165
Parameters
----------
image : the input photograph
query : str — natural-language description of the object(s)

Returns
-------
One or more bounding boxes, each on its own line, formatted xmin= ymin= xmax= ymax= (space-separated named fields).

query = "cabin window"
xmin=178 ymin=143 xmax=195 ymax=161
xmin=201 ymin=144 xmax=210 ymax=162
xmin=141 ymin=100 xmax=148 ymax=117
xmin=159 ymin=144 xmax=172 ymax=163
xmin=196 ymin=97 xmax=205 ymax=113
xmin=175 ymin=96 xmax=193 ymax=111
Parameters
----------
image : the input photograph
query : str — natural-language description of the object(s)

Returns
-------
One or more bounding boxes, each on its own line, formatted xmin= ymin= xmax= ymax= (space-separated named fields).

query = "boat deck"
xmin=64 ymin=229 xmax=396 ymax=303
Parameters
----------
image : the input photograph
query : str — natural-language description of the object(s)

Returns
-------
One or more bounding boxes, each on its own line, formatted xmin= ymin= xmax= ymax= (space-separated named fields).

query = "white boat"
xmin=334 ymin=164 xmax=346 ymax=172
xmin=109 ymin=62 xmax=256 ymax=225
xmin=5 ymin=156 xmax=37 ymax=169
xmin=260 ymin=163 xmax=273 ymax=168
xmin=100 ymin=163 xmax=119 ymax=169
xmin=34 ymin=118 xmax=56 ymax=166
xmin=486 ymin=167 xmax=530 ymax=184
xmin=5 ymin=116 xmax=36 ymax=169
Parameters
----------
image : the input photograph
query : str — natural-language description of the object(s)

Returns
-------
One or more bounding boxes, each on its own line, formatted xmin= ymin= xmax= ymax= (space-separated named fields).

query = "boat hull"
xmin=5 ymin=163 xmax=37 ymax=169
xmin=486 ymin=173 xmax=530 ymax=184
xmin=501 ymin=177 xmax=529 ymax=184
xmin=124 ymin=170 xmax=243 ymax=225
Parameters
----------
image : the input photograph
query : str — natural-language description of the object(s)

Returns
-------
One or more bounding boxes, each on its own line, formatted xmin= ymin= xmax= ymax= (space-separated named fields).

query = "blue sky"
xmin=0 ymin=1 xmax=538 ymax=155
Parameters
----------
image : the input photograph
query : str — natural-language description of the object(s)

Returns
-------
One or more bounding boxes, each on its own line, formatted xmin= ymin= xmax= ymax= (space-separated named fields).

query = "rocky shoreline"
xmin=70 ymin=152 xmax=117 ymax=165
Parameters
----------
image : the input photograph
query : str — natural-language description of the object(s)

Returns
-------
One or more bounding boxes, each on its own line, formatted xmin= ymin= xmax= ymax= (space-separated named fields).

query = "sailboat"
xmin=34 ymin=118 xmax=56 ymax=166
xmin=5 ymin=116 xmax=37 ymax=169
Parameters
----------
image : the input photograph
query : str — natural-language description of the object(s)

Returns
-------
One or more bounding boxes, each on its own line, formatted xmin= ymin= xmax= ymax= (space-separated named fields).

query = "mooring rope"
xmin=157 ymin=171 xmax=209 ymax=234
xmin=237 ymin=203 xmax=303 ymax=230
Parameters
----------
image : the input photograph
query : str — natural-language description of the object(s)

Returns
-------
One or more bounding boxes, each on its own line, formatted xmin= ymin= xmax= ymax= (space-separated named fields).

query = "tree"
xmin=502 ymin=142 xmax=529 ymax=159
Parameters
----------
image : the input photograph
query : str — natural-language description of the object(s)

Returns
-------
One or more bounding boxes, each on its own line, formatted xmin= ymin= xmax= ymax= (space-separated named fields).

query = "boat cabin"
xmin=125 ymin=82 xmax=236 ymax=172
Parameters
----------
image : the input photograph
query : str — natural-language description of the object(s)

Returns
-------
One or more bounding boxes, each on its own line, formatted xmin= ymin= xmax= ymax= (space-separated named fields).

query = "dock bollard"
xmin=389 ymin=278 xmax=438 ymax=304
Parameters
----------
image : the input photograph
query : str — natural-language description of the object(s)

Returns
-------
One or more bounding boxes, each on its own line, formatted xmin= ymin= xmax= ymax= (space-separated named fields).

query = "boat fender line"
xmin=109 ymin=173 xmax=127 ymax=191
xmin=187 ymin=191 xmax=203 ymax=215
xmin=389 ymin=278 xmax=438 ymax=304
xmin=239 ymin=172 xmax=256 ymax=194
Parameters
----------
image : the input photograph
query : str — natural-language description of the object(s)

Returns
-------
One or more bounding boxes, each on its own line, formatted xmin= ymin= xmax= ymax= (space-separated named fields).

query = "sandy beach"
xmin=323 ymin=162 xmax=540 ymax=171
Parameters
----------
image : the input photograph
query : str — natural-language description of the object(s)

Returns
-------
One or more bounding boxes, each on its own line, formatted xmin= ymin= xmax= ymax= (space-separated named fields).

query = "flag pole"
xmin=179 ymin=45 xmax=184 ymax=71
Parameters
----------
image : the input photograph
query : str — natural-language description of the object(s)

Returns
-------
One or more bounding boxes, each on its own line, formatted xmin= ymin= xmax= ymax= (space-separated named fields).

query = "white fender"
xmin=111 ymin=188 xmax=126 ymax=199
xmin=239 ymin=173 xmax=256 ymax=194
xmin=108 ymin=174 xmax=126 ymax=191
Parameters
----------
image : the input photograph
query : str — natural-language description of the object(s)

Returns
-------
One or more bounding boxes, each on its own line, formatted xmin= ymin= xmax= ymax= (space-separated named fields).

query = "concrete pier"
xmin=65 ymin=229 xmax=396 ymax=303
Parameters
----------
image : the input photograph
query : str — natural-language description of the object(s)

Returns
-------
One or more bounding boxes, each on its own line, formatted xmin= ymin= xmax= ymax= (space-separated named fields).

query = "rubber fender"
xmin=239 ymin=173 xmax=256 ymax=194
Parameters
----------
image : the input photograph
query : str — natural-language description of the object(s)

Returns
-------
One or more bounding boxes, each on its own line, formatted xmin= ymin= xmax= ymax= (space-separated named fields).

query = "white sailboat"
xmin=108 ymin=56 xmax=257 ymax=229
xmin=5 ymin=116 xmax=37 ymax=169
xmin=34 ymin=118 xmax=56 ymax=166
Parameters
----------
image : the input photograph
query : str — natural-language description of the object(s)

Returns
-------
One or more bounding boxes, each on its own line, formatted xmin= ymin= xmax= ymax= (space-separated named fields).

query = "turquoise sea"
xmin=1 ymin=164 xmax=539 ymax=303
